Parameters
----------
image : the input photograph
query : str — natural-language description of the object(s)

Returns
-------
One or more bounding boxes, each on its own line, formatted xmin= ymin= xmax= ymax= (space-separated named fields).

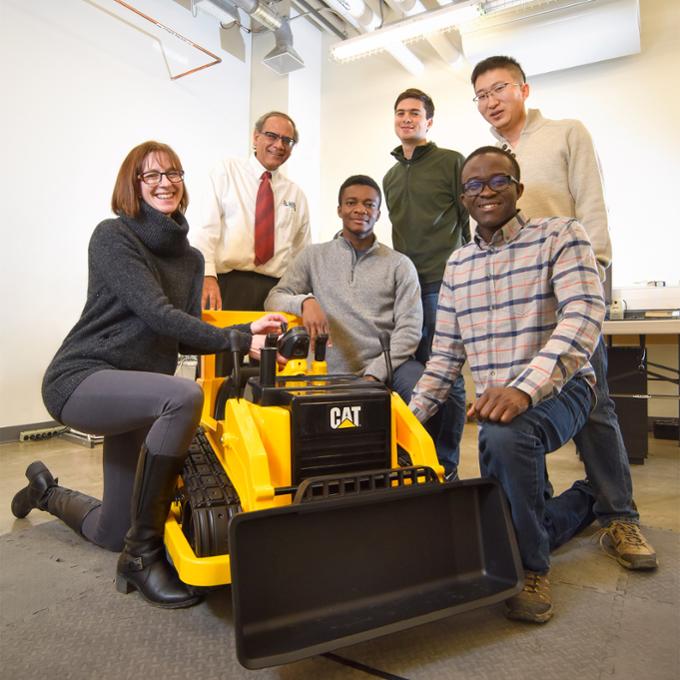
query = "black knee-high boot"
xmin=115 ymin=445 xmax=201 ymax=609
xmin=11 ymin=461 xmax=101 ymax=535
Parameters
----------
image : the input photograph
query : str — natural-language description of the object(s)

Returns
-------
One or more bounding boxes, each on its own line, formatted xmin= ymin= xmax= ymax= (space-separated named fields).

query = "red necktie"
xmin=254 ymin=171 xmax=275 ymax=265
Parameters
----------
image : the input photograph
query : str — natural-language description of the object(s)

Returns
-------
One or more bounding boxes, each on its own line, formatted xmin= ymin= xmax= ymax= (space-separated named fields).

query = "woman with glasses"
xmin=11 ymin=141 xmax=285 ymax=609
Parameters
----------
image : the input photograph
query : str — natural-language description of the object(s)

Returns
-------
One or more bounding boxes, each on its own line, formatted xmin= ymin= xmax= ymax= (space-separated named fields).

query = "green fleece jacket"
xmin=383 ymin=142 xmax=470 ymax=284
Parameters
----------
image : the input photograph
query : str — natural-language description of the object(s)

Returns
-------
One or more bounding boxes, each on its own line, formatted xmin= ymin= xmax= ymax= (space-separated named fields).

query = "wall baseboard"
xmin=0 ymin=421 xmax=60 ymax=445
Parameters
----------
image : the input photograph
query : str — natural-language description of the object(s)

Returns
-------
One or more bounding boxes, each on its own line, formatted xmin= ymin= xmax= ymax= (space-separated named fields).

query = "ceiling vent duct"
xmin=197 ymin=0 xmax=306 ymax=74
xmin=262 ymin=17 xmax=305 ymax=74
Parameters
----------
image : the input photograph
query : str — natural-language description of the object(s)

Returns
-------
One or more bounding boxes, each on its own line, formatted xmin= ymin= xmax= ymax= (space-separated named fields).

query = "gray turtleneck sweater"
xmin=42 ymin=202 xmax=250 ymax=420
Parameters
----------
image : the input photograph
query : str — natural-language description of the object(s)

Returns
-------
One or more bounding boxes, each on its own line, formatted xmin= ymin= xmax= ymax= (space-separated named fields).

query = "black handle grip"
xmin=378 ymin=331 xmax=393 ymax=389
xmin=228 ymin=329 xmax=244 ymax=399
xmin=314 ymin=334 xmax=329 ymax=361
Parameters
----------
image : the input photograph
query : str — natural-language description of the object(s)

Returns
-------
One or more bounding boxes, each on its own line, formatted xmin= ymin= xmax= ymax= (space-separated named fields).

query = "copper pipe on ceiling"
xmin=112 ymin=0 xmax=221 ymax=80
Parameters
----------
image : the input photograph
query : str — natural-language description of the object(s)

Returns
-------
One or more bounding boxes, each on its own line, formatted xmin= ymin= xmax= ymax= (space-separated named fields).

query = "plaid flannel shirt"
xmin=410 ymin=212 xmax=605 ymax=421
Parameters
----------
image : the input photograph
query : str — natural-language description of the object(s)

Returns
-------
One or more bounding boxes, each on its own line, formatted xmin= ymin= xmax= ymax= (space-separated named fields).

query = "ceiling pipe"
xmin=290 ymin=0 xmax=348 ymax=39
xmin=230 ymin=0 xmax=283 ymax=30
xmin=387 ymin=0 xmax=424 ymax=17
xmin=193 ymin=0 xmax=239 ymax=25
xmin=325 ymin=0 xmax=381 ymax=30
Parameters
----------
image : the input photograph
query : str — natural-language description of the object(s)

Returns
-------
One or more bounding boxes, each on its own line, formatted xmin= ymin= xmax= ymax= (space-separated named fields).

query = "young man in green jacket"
xmin=383 ymin=88 xmax=469 ymax=479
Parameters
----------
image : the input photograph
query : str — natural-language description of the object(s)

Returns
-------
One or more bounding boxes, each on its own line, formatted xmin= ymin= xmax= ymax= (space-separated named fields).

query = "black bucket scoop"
xmin=229 ymin=477 xmax=523 ymax=669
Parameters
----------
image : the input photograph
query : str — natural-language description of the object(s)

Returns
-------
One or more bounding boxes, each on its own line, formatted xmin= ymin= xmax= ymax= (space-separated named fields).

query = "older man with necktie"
xmin=192 ymin=111 xmax=311 ymax=314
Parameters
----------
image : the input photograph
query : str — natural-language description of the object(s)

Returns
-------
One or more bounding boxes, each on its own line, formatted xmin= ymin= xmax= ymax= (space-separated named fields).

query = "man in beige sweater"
xmin=470 ymin=55 xmax=657 ymax=571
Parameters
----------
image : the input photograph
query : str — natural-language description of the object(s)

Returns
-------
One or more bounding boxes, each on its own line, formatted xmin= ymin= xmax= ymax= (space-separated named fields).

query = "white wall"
xmin=287 ymin=16 xmax=323 ymax=243
xmin=1 ymin=0 xmax=252 ymax=428
xmin=319 ymin=0 xmax=680 ymax=288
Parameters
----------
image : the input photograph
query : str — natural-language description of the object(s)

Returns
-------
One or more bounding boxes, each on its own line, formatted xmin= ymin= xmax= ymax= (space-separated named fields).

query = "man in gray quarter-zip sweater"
xmin=265 ymin=174 xmax=455 ymax=472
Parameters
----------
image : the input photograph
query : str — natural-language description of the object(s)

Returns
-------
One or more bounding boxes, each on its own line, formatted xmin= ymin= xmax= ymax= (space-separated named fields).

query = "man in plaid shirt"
xmin=410 ymin=146 xmax=605 ymax=623
xmin=470 ymin=54 xmax=657 ymax=577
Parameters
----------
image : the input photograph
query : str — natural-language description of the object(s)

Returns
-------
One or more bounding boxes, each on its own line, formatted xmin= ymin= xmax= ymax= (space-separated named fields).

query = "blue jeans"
xmin=416 ymin=281 xmax=467 ymax=473
xmin=392 ymin=360 xmax=460 ymax=476
xmin=478 ymin=377 xmax=594 ymax=573
xmin=573 ymin=337 xmax=638 ymax=524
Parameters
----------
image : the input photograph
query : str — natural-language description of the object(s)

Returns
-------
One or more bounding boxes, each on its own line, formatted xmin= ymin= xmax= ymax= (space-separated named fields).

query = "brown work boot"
xmin=505 ymin=571 xmax=553 ymax=623
xmin=599 ymin=521 xmax=658 ymax=570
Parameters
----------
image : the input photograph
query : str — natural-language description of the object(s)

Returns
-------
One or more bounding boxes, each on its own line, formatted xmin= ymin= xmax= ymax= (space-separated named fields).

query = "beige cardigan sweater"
xmin=492 ymin=108 xmax=611 ymax=280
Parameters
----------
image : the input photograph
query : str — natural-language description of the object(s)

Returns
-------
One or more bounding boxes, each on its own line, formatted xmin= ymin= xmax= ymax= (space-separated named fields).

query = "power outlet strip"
xmin=19 ymin=427 xmax=65 ymax=442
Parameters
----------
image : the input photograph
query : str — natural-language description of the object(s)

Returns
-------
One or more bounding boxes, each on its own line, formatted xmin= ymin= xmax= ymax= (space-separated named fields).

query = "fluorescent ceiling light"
xmin=331 ymin=0 xmax=481 ymax=61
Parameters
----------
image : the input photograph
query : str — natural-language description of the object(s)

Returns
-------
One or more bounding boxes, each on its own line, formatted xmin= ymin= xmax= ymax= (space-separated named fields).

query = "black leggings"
xmin=60 ymin=370 xmax=203 ymax=551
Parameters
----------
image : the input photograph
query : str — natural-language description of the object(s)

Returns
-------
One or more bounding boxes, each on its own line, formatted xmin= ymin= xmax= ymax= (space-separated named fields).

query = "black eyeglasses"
xmin=260 ymin=131 xmax=296 ymax=148
xmin=138 ymin=170 xmax=185 ymax=186
xmin=462 ymin=174 xmax=519 ymax=196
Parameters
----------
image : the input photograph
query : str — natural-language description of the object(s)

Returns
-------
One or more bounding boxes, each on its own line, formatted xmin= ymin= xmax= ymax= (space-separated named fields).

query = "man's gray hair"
xmin=254 ymin=111 xmax=299 ymax=144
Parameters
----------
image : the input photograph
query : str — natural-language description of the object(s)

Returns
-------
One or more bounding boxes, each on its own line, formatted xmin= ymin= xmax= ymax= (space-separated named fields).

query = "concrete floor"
xmin=1 ymin=426 xmax=678 ymax=679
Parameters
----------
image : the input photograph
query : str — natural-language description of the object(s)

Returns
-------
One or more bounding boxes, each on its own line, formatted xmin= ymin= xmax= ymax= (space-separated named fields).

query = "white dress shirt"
xmin=191 ymin=155 xmax=311 ymax=279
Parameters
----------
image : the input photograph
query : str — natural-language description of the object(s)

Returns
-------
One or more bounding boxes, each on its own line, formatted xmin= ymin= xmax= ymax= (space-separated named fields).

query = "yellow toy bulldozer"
xmin=164 ymin=311 xmax=523 ymax=669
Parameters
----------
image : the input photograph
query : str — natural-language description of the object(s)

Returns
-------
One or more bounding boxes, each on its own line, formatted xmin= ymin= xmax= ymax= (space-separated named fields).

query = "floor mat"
xmin=1 ymin=521 xmax=677 ymax=680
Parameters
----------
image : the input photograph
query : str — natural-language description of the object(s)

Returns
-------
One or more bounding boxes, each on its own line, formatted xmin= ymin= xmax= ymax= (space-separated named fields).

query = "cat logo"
xmin=329 ymin=405 xmax=362 ymax=430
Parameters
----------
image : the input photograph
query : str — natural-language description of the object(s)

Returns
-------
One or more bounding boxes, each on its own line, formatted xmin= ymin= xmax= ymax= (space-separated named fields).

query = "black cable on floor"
xmin=322 ymin=652 xmax=411 ymax=680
